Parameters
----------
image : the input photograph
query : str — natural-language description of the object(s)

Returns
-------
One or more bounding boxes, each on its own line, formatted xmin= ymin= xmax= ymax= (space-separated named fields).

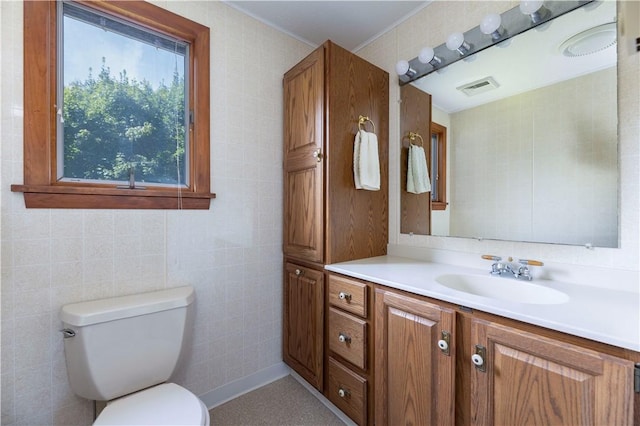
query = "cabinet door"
xmin=283 ymin=47 xmax=324 ymax=263
xmin=470 ymin=318 xmax=635 ymax=425
xmin=283 ymin=262 xmax=324 ymax=391
xmin=374 ymin=288 xmax=455 ymax=426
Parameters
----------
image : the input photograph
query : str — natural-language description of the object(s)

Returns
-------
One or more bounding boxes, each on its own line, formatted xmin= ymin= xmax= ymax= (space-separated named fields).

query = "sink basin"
xmin=435 ymin=274 xmax=569 ymax=305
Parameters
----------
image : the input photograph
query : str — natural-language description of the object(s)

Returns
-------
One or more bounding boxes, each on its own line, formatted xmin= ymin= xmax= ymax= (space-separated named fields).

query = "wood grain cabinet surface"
xmin=374 ymin=287 xmax=456 ymax=426
xmin=282 ymin=40 xmax=389 ymax=266
xmin=470 ymin=318 xmax=636 ymax=426
xmin=372 ymin=284 xmax=638 ymax=426
xmin=326 ymin=273 xmax=375 ymax=425
xmin=282 ymin=262 xmax=324 ymax=390
xmin=282 ymin=39 xmax=389 ymax=401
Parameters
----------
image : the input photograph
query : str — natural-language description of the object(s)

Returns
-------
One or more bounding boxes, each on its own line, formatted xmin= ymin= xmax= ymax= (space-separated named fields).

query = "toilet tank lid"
xmin=61 ymin=286 xmax=195 ymax=327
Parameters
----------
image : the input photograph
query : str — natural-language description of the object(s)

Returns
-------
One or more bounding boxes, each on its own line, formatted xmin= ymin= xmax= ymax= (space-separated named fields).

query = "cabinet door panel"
xmin=375 ymin=289 xmax=455 ymax=426
xmin=471 ymin=319 xmax=634 ymax=426
xmin=283 ymin=263 xmax=324 ymax=390
xmin=283 ymin=48 xmax=324 ymax=262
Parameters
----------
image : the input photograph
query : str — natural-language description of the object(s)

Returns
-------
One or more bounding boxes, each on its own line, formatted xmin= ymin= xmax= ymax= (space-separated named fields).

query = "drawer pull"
xmin=338 ymin=333 xmax=352 ymax=344
xmin=338 ymin=291 xmax=352 ymax=301
xmin=338 ymin=388 xmax=350 ymax=398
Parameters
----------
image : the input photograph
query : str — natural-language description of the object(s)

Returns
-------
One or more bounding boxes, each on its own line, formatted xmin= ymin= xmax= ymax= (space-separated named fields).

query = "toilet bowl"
xmin=60 ymin=286 xmax=209 ymax=425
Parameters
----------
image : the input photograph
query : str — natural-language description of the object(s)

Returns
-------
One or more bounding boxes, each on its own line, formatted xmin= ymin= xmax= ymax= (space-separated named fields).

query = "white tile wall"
xmin=0 ymin=1 xmax=313 ymax=424
xmin=357 ymin=0 xmax=640 ymax=272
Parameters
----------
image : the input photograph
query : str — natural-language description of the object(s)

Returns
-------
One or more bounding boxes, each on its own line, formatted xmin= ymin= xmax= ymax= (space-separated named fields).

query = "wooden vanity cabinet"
xmin=470 ymin=318 xmax=636 ymax=426
xmin=326 ymin=273 xmax=374 ymax=425
xmin=283 ymin=262 xmax=324 ymax=390
xmin=371 ymin=284 xmax=638 ymax=426
xmin=374 ymin=287 xmax=456 ymax=426
xmin=282 ymin=40 xmax=389 ymax=395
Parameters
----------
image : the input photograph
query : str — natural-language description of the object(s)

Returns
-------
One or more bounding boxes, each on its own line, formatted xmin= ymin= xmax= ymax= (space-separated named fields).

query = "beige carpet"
xmin=209 ymin=375 xmax=345 ymax=425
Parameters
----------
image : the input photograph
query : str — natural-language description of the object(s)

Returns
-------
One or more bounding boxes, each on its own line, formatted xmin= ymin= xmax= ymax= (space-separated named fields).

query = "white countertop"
xmin=325 ymin=256 xmax=640 ymax=352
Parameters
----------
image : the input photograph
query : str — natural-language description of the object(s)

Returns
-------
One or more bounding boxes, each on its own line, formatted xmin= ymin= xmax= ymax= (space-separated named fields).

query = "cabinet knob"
xmin=338 ymin=291 xmax=351 ymax=301
xmin=338 ymin=333 xmax=351 ymax=343
xmin=471 ymin=353 xmax=484 ymax=367
xmin=438 ymin=330 xmax=451 ymax=356
xmin=312 ymin=148 xmax=323 ymax=162
xmin=437 ymin=339 xmax=449 ymax=352
xmin=295 ymin=269 xmax=303 ymax=276
xmin=472 ymin=344 xmax=487 ymax=372
xmin=338 ymin=388 xmax=350 ymax=398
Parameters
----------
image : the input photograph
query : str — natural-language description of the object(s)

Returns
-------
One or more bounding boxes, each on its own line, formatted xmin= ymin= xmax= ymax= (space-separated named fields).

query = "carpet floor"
xmin=209 ymin=375 xmax=345 ymax=426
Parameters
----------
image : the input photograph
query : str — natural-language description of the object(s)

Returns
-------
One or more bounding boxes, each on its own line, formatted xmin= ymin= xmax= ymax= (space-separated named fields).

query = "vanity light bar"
xmin=398 ymin=0 xmax=596 ymax=85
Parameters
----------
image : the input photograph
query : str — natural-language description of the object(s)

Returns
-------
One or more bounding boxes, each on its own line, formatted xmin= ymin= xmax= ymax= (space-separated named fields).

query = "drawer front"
xmin=328 ymin=357 xmax=367 ymax=426
xmin=328 ymin=275 xmax=368 ymax=318
xmin=329 ymin=308 xmax=367 ymax=369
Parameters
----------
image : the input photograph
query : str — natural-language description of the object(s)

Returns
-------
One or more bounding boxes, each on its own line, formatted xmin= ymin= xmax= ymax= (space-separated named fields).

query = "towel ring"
xmin=358 ymin=115 xmax=376 ymax=133
xmin=409 ymin=131 xmax=424 ymax=147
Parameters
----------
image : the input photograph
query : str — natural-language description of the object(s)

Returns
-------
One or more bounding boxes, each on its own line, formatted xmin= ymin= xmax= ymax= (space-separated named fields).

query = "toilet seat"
xmin=94 ymin=383 xmax=210 ymax=426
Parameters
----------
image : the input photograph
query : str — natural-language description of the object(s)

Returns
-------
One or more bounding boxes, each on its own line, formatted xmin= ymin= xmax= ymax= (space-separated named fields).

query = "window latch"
xmin=117 ymin=166 xmax=146 ymax=190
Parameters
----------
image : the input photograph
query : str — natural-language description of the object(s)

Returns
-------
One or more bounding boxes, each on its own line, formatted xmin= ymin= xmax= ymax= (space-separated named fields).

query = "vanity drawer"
xmin=328 ymin=274 xmax=368 ymax=318
xmin=329 ymin=307 xmax=367 ymax=369
xmin=327 ymin=357 xmax=367 ymax=426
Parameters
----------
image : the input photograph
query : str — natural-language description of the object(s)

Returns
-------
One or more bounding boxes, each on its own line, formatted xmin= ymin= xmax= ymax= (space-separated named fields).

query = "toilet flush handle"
xmin=61 ymin=328 xmax=76 ymax=338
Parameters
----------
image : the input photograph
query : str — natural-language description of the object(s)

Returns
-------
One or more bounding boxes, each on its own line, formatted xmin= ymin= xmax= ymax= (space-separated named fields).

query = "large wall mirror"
xmin=400 ymin=0 xmax=619 ymax=248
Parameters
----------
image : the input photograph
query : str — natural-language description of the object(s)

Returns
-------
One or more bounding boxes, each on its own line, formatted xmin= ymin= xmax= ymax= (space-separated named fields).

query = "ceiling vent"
xmin=456 ymin=77 xmax=500 ymax=96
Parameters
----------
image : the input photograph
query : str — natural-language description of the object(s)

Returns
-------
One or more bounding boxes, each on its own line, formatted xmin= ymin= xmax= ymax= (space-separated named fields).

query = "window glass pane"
xmin=60 ymin=2 xmax=189 ymax=186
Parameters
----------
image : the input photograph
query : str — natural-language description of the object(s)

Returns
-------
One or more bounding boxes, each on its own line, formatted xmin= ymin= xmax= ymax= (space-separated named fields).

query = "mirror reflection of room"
xmin=399 ymin=0 xmax=618 ymax=248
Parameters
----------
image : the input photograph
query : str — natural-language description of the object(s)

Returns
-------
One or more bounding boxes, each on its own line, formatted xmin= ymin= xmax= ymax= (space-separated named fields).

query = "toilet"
xmin=60 ymin=286 xmax=210 ymax=425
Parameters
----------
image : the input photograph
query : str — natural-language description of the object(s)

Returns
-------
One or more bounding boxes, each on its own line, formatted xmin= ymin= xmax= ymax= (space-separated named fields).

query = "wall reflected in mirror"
xmin=400 ymin=0 xmax=619 ymax=247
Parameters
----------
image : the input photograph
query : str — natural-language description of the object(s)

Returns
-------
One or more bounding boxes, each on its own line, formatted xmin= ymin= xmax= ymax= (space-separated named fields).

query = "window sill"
xmin=432 ymin=201 xmax=448 ymax=211
xmin=10 ymin=184 xmax=216 ymax=209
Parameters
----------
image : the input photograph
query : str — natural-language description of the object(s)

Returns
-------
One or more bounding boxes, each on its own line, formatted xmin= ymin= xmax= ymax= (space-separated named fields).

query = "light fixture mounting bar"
xmin=399 ymin=0 xmax=595 ymax=85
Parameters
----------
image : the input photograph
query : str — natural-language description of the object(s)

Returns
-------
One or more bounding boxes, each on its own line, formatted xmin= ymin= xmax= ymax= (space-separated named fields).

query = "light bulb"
xmin=520 ymin=0 xmax=547 ymax=23
xmin=446 ymin=32 xmax=470 ymax=55
xmin=417 ymin=47 xmax=441 ymax=66
xmin=418 ymin=47 xmax=434 ymax=64
xmin=519 ymin=0 xmax=543 ymax=15
xmin=395 ymin=60 xmax=409 ymax=76
xmin=480 ymin=13 xmax=504 ymax=40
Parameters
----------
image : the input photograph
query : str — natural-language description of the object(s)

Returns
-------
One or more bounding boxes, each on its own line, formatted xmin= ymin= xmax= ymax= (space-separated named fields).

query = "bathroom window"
xmin=430 ymin=122 xmax=447 ymax=210
xmin=13 ymin=0 xmax=214 ymax=209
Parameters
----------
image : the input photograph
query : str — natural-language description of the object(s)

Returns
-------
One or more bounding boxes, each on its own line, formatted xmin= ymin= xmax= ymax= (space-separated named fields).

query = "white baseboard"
xmin=199 ymin=362 xmax=291 ymax=409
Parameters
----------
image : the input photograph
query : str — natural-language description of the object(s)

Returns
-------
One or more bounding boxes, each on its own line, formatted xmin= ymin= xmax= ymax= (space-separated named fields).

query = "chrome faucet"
xmin=482 ymin=255 xmax=544 ymax=281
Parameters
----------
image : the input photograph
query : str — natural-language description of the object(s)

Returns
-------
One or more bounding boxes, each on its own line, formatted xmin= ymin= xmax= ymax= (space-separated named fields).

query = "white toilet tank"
xmin=61 ymin=286 xmax=195 ymax=401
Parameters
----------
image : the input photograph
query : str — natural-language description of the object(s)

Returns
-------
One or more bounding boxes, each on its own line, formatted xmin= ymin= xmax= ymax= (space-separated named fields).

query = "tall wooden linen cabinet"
xmin=282 ymin=40 xmax=388 ymax=422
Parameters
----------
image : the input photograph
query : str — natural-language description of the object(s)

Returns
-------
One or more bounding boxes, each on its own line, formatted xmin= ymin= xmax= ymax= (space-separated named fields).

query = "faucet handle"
xmin=481 ymin=254 xmax=502 ymax=261
xmin=518 ymin=259 xmax=544 ymax=266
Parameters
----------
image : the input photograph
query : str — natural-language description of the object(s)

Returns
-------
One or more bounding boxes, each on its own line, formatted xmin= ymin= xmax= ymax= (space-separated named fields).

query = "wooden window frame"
xmin=431 ymin=122 xmax=447 ymax=211
xmin=11 ymin=0 xmax=215 ymax=209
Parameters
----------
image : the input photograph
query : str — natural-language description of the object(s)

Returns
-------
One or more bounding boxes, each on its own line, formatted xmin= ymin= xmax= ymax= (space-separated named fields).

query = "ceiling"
xmin=222 ymin=1 xmax=431 ymax=51
xmin=222 ymin=1 xmax=617 ymax=113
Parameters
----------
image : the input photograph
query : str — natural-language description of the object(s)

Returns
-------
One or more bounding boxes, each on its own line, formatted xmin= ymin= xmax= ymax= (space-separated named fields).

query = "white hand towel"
xmin=407 ymin=144 xmax=431 ymax=194
xmin=356 ymin=130 xmax=380 ymax=191
xmin=353 ymin=130 xmax=364 ymax=189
